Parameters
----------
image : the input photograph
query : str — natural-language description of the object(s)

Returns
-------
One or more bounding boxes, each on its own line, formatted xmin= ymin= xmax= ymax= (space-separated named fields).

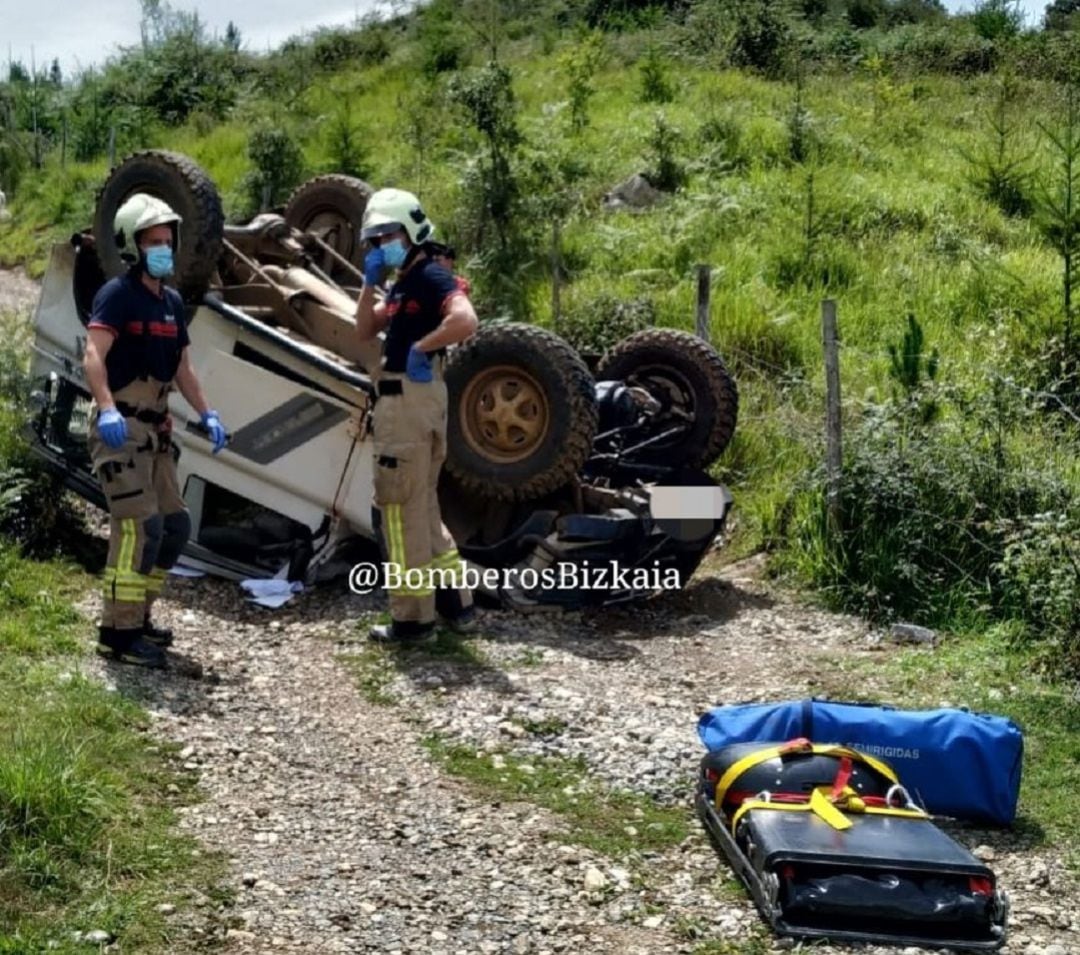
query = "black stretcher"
xmin=695 ymin=740 xmax=1009 ymax=950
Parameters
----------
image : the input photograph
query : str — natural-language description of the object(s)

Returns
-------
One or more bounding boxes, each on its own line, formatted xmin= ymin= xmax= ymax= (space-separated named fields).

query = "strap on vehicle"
xmin=713 ymin=738 xmax=900 ymax=809
xmin=730 ymin=786 xmax=930 ymax=834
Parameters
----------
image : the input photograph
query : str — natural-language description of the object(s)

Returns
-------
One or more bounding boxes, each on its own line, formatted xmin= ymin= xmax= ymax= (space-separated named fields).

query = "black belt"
xmin=115 ymin=402 xmax=167 ymax=425
xmin=377 ymin=379 xmax=404 ymax=396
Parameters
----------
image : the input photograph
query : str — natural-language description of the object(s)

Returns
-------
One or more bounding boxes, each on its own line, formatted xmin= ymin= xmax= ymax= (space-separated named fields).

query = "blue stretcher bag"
xmin=697 ymin=699 xmax=1023 ymax=826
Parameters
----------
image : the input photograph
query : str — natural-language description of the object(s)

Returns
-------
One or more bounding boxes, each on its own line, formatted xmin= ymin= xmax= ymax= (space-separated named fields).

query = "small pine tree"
xmin=644 ymin=112 xmax=686 ymax=192
xmin=1035 ymin=84 xmax=1080 ymax=350
xmin=639 ymin=44 xmax=675 ymax=104
xmin=965 ymin=72 xmax=1032 ymax=218
xmin=244 ymin=126 xmax=304 ymax=214
xmin=225 ymin=20 xmax=242 ymax=52
xmin=887 ymin=314 xmax=940 ymax=425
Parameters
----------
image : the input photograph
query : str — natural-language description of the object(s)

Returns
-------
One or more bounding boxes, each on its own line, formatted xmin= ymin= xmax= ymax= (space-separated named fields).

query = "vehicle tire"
xmin=445 ymin=323 xmax=598 ymax=502
xmin=595 ymin=328 xmax=738 ymax=468
xmin=93 ymin=150 xmax=224 ymax=304
xmin=284 ymin=174 xmax=373 ymax=282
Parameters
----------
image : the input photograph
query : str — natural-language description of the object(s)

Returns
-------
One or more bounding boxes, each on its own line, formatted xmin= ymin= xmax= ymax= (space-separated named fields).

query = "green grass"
xmin=423 ymin=735 xmax=690 ymax=859
xmin=340 ymin=613 xmax=491 ymax=705
xmin=339 ymin=643 xmax=400 ymax=706
xmin=812 ymin=623 xmax=1080 ymax=851
xmin=0 ymin=543 xmax=225 ymax=951
xmin=691 ymin=936 xmax=770 ymax=955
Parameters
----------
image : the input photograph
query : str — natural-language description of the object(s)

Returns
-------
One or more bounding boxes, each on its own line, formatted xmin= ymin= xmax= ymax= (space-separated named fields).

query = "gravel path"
xmin=82 ymin=555 xmax=1080 ymax=955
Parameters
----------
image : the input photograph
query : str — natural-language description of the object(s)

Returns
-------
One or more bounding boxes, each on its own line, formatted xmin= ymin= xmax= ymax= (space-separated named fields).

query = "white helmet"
xmin=114 ymin=193 xmax=182 ymax=260
xmin=360 ymin=188 xmax=435 ymax=245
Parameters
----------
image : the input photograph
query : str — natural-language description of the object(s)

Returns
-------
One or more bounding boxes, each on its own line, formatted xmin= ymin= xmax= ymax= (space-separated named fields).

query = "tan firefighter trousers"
xmin=372 ymin=369 xmax=473 ymax=624
xmin=88 ymin=378 xmax=191 ymax=630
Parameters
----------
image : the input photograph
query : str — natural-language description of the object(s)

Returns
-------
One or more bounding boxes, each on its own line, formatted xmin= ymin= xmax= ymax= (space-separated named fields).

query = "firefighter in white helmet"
xmin=83 ymin=193 xmax=227 ymax=668
xmin=355 ymin=188 xmax=478 ymax=643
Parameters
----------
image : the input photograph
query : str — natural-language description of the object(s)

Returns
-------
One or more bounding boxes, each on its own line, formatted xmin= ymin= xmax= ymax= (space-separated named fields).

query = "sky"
xmin=0 ymin=0 xmax=1054 ymax=77
xmin=1 ymin=0 xmax=395 ymax=76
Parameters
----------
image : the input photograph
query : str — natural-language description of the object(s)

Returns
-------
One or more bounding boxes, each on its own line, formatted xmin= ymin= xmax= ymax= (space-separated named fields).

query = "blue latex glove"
xmin=406 ymin=344 xmax=433 ymax=383
xmin=98 ymin=407 xmax=127 ymax=449
xmin=363 ymin=245 xmax=386 ymax=287
xmin=201 ymin=410 xmax=228 ymax=454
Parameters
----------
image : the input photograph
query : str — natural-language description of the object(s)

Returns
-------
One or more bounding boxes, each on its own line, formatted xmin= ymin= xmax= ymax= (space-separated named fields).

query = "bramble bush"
xmin=556 ymin=292 xmax=655 ymax=353
xmin=780 ymin=316 xmax=1080 ymax=674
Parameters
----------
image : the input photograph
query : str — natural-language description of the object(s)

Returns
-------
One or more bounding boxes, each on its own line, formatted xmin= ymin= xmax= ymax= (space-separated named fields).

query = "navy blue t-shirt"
xmin=382 ymin=258 xmax=462 ymax=372
xmin=88 ymin=271 xmax=190 ymax=392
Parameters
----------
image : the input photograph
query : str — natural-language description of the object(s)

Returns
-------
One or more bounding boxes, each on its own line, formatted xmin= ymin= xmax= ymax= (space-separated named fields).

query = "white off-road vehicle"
xmin=28 ymin=150 xmax=737 ymax=610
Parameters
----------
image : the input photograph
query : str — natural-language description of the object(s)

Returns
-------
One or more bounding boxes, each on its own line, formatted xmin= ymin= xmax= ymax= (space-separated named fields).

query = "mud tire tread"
xmin=93 ymin=149 xmax=223 ymax=304
xmin=596 ymin=328 xmax=738 ymax=468
xmin=445 ymin=323 xmax=598 ymax=502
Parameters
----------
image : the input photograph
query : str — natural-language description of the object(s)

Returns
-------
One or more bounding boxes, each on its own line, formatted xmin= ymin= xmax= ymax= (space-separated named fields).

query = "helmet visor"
xmin=360 ymin=220 xmax=405 ymax=241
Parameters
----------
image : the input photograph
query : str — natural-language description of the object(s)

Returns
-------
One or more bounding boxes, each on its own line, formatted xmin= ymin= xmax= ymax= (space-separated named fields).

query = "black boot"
xmin=369 ymin=619 xmax=436 ymax=644
xmin=143 ymin=615 xmax=174 ymax=648
xmin=97 ymin=626 xmax=167 ymax=669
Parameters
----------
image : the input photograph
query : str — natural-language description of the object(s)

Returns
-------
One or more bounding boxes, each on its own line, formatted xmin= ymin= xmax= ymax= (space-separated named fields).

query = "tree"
xmin=1035 ymin=84 xmax=1080 ymax=349
xmin=225 ymin=20 xmax=242 ymax=52
xmin=243 ymin=125 xmax=305 ymax=214
xmin=1045 ymin=0 xmax=1080 ymax=30
xmin=970 ymin=0 xmax=1024 ymax=40
xmin=8 ymin=62 xmax=29 ymax=84
xmin=49 ymin=58 xmax=62 ymax=87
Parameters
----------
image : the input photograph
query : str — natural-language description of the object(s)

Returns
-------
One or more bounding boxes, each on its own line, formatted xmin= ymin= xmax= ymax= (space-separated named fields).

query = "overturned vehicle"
xmin=27 ymin=150 xmax=738 ymax=610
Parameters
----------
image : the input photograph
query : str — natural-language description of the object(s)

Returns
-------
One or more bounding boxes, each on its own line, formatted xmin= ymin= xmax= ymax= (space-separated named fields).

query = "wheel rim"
xmin=460 ymin=365 xmax=549 ymax=464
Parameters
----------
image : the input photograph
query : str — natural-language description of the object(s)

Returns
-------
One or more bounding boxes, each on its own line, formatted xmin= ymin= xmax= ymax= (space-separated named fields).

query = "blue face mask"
xmin=144 ymin=246 xmax=174 ymax=278
xmin=381 ymin=238 xmax=407 ymax=269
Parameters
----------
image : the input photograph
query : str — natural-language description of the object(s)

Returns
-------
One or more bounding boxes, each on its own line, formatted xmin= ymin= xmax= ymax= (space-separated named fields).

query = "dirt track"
xmin=83 ymin=555 xmax=1079 ymax=955
xmin=7 ymin=265 xmax=1078 ymax=952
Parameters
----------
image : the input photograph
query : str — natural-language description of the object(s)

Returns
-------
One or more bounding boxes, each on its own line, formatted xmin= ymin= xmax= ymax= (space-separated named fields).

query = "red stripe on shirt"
xmin=123 ymin=321 xmax=179 ymax=337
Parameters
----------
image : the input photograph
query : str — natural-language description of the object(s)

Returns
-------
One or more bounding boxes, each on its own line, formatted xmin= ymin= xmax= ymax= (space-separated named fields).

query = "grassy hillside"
xmin=1 ymin=1 xmax=1077 ymax=671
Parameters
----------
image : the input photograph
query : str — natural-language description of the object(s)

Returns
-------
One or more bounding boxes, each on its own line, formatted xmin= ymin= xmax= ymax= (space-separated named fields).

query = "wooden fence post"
xmin=822 ymin=298 xmax=842 ymax=540
xmin=696 ymin=264 xmax=711 ymax=341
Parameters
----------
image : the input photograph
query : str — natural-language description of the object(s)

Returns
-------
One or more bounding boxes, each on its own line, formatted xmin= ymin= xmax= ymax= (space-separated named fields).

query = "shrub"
xmin=557 ymin=293 xmax=655 ymax=353
xmin=417 ymin=0 xmax=471 ymax=76
xmin=969 ymin=0 xmax=1024 ymax=41
xmin=730 ymin=0 xmax=794 ymax=75
xmin=241 ymin=125 xmax=305 ymax=215
xmin=996 ymin=512 xmax=1080 ymax=671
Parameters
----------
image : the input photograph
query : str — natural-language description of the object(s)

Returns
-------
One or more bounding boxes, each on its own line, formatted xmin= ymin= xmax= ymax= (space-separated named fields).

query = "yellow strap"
xmin=809 ymin=787 xmax=852 ymax=830
xmin=713 ymin=741 xmax=899 ymax=808
xmin=730 ymin=795 xmax=928 ymax=835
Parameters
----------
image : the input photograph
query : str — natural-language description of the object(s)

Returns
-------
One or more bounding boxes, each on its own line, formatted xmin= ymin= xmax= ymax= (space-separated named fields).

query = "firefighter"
xmin=425 ymin=241 xmax=471 ymax=296
xmin=355 ymin=189 xmax=478 ymax=643
xmin=83 ymin=193 xmax=227 ymax=668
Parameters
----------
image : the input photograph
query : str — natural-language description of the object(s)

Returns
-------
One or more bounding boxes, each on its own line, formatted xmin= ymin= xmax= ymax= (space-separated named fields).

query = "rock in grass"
xmin=888 ymin=623 xmax=938 ymax=646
